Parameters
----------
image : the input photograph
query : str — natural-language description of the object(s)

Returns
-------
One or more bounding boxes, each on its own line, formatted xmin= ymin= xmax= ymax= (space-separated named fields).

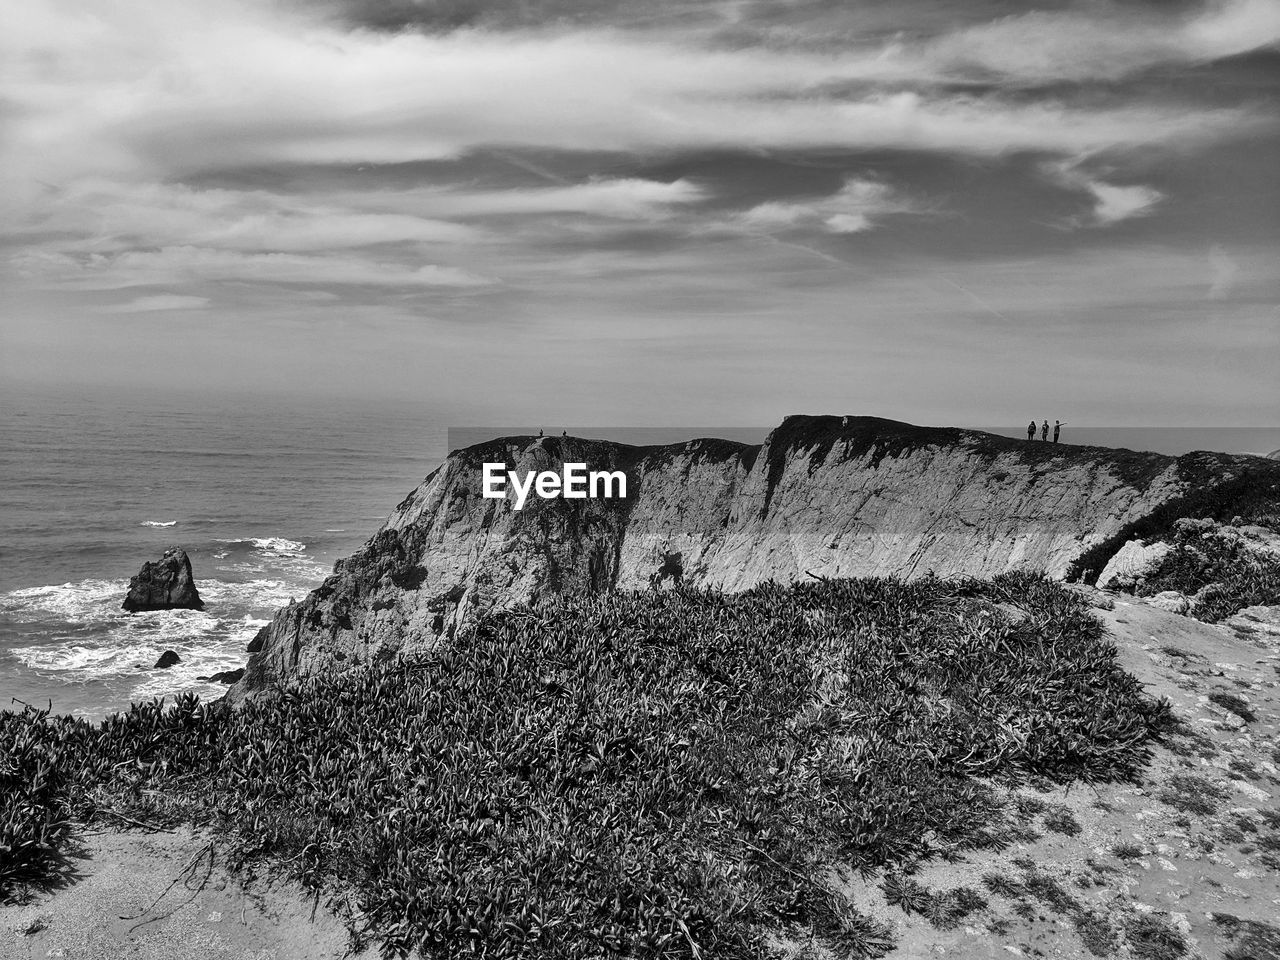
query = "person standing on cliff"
xmin=1041 ymin=420 xmax=1049 ymax=441
xmin=1053 ymin=420 xmax=1064 ymax=443
xmin=1027 ymin=420 xmax=1036 ymax=441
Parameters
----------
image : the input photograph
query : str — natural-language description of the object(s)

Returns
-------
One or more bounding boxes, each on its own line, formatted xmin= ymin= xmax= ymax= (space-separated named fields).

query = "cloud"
xmin=389 ymin=178 xmax=706 ymax=221
xmin=10 ymin=180 xmax=480 ymax=253
xmin=736 ymin=178 xmax=919 ymax=234
xmin=1208 ymin=244 xmax=1240 ymax=299
xmin=0 ymin=0 xmax=1269 ymax=195
xmin=1045 ymin=162 xmax=1164 ymax=227
xmin=12 ymin=247 xmax=494 ymax=289
xmin=919 ymin=0 xmax=1280 ymax=85
xmin=1087 ymin=182 xmax=1164 ymax=227
xmin=97 ymin=294 xmax=210 ymax=312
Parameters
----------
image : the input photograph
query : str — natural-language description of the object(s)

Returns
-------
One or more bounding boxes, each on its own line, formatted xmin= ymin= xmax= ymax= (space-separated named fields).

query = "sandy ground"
xmin=0 ymin=828 xmax=374 ymax=960
xmin=805 ymin=593 xmax=1280 ymax=959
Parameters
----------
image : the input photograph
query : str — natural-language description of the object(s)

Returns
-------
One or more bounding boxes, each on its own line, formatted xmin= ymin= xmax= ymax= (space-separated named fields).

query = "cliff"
xmin=234 ymin=416 xmax=1280 ymax=695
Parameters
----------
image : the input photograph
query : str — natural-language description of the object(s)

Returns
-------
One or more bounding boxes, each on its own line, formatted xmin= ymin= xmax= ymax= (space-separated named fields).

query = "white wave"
xmin=10 ymin=603 xmax=264 ymax=702
xmin=140 ymin=520 xmax=177 ymax=527
xmin=324 ymin=528 xmax=347 ymax=533
xmin=3 ymin=570 xmax=316 ymax=706
xmin=1 ymin=579 xmax=128 ymax=622
xmin=214 ymin=536 xmax=306 ymax=554
xmin=2 ymin=577 xmax=301 ymax=627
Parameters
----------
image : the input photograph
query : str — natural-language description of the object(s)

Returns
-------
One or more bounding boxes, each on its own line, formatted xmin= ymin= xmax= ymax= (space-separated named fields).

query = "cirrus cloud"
xmin=13 ymin=247 xmax=495 ymax=289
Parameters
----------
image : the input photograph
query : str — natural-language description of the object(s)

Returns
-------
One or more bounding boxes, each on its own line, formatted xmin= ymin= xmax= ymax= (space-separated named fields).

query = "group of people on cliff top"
xmin=1028 ymin=419 xmax=1064 ymax=443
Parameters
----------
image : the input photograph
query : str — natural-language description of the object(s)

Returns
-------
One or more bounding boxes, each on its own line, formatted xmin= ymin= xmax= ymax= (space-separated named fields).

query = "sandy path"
xmin=1 ymin=828 xmax=373 ymax=960
xmin=816 ymin=593 xmax=1280 ymax=959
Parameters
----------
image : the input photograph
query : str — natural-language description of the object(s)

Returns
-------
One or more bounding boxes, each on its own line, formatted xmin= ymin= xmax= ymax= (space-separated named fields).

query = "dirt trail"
xmin=821 ymin=593 xmax=1280 ymax=960
xmin=1 ymin=828 xmax=373 ymax=960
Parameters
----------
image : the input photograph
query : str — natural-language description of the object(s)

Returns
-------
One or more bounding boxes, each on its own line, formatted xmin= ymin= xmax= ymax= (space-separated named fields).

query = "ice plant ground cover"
xmin=1 ymin=573 xmax=1175 ymax=957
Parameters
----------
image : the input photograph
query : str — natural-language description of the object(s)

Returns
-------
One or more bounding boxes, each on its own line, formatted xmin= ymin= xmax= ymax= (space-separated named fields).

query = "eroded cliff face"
xmin=234 ymin=416 xmax=1280 ymax=695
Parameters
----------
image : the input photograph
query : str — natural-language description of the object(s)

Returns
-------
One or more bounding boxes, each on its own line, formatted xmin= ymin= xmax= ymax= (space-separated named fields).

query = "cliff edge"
xmin=234 ymin=416 xmax=1280 ymax=695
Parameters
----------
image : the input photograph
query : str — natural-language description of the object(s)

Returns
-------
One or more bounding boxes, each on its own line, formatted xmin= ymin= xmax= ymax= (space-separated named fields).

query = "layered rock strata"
xmin=235 ymin=416 xmax=1280 ymax=695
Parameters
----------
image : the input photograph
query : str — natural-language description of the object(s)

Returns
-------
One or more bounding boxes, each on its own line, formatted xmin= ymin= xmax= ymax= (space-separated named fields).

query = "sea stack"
xmin=122 ymin=546 xmax=205 ymax=612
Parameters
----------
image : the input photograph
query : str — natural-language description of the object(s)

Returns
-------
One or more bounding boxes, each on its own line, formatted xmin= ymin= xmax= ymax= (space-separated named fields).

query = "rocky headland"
xmin=235 ymin=415 xmax=1280 ymax=697
xmin=8 ymin=415 xmax=1280 ymax=960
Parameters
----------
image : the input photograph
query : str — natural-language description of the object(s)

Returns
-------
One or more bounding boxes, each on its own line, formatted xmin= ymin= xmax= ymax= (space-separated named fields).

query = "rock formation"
xmin=1095 ymin=516 xmax=1280 ymax=619
xmin=233 ymin=416 xmax=1280 ymax=697
xmin=122 ymin=547 xmax=204 ymax=612
xmin=1097 ymin=539 xmax=1173 ymax=591
xmin=154 ymin=650 xmax=181 ymax=669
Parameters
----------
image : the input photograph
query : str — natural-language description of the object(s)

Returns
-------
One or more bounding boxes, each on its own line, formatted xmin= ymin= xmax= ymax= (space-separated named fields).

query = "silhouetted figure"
xmin=1041 ymin=420 xmax=1049 ymax=441
xmin=562 ymin=430 xmax=567 ymax=437
xmin=1053 ymin=420 xmax=1063 ymax=443
xmin=1027 ymin=420 xmax=1036 ymax=441
xmin=538 ymin=428 xmax=543 ymax=437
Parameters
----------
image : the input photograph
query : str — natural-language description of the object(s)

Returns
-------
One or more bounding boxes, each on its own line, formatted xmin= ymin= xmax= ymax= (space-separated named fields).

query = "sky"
xmin=2 ymin=0 xmax=1278 ymax=426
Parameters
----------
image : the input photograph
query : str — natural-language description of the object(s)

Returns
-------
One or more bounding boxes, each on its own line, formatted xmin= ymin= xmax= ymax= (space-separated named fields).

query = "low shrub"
xmin=0 ymin=573 xmax=1174 ymax=958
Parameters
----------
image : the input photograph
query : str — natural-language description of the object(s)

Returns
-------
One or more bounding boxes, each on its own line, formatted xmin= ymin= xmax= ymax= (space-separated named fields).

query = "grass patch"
xmin=1209 ymin=692 xmax=1257 ymax=724
xmin=1111 ymin=842 xmax=1144 ymax=861
xmin=1073 ymin=910 xmax=1118 ymax=957
xmin=925 ymin=887 xmax=986 ymax=931
xmin=0 ymin=573 xmax=1174 ymax=958
xmin=1042 ymin=805 xmax=1082 ymax=837
xmin=1125 ymin=915 xmax=1187 ymax=960
xmin=1158 ymin=773 xmax=1229 ymax=816
xmin=1213 ymin=913 xmax=1280 ymax=960
xmin=982 ymin=873 xmax=1026 ymax=901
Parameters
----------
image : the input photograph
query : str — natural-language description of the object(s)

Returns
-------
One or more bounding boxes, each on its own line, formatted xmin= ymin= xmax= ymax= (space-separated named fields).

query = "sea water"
xmin=0 ymin=384 xmax=444 ymax=720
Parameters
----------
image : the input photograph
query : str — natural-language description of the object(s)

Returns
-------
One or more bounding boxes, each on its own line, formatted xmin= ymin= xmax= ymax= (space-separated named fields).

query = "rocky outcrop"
xmin=1097 ymin=517 xmax=1280 ymax=620
xmin=123 ymin=547 xmax=204 ymax=612
xmin=154 ymin=650 xmax=181 ymax=669
xmin=1097 ymin=539 xmax=1173 ymax=591
xmin=233 ymin=416 xmax=1280 ymax=696
xmin=202 ymin=668 xmax=245 ymax=684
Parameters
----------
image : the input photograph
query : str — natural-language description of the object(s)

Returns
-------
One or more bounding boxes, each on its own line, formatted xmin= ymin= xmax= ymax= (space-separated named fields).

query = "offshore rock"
xmin=233 ymin=416 xmax=1280 ymax=697
xmin=154 ymin=650 xmax=181 ymax=669
xmin=123 ymin=547 xmax=204 ymax=612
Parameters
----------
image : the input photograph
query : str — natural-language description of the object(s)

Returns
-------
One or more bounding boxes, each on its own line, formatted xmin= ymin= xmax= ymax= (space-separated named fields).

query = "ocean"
xmin=0 ymin=384 xmax=445 ymax=720
xmin=3 ymin=385 xmax=1277 ymax=721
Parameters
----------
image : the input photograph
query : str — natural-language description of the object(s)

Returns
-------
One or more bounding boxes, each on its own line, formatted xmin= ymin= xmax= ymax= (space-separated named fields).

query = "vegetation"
xmin=1041 ymin=804 xmax=1082 ymax=837
xmin=1213 ymin=912 xmax=1280 ymax=960
xmin=1135 ymin=519 xmax=1280 ymax=623
xmin=1069 ymin=458 xmax=1280 ymax=591
xmin=1124 ymin=914 xmax=1187 ymax=960
xmin=1 ymin=573 xmax=1174 ymax=958
xmin=1208 ymin=691 xmax=1257 ymax=724
xmin=1157 ymin=773 xmax=1229 ymax=816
